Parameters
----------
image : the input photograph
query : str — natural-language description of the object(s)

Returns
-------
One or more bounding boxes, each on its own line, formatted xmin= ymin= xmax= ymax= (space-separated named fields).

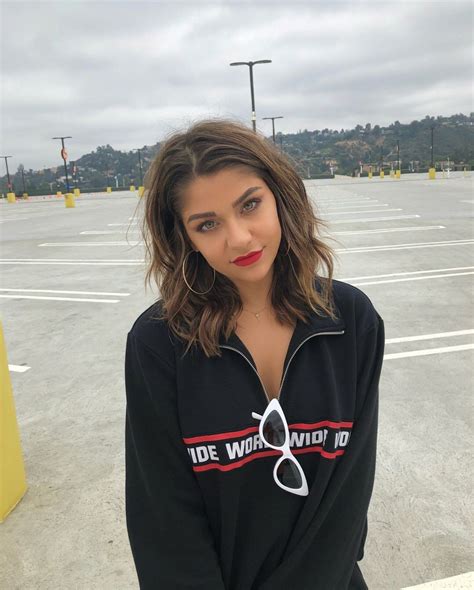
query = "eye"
xmin=196 ymin=198 xmax=261 ymax=233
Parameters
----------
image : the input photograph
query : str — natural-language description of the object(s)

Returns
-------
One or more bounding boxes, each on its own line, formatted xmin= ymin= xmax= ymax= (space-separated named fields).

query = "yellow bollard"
xmin=56 ymin=191 xmax=63 ymax=198
xmin=390 ymin=170 xmax=394 ymax=178
xmin=6 ymin=192 xmax=16 ymax=203
xmin=395 ymin=170 xmax=401 ymax=179
xmin=463 ymin=167 xmax=468 ymax=177
xmin=73 ymin=188 xmax=80 ymax=197
xmin=428 ymin=167 xmax=436 ymax=180
xmin=368 ymin=172 xmax=373 ymax=179
xmin=130 ymin=185 xmax=136 ymax=192
xmin=22 ymin=193 xmax=29 ymax=199
xmin=138 ymin=186 xmax=145 ymax=197
xmin=0 ymin=320 xmax=28 ymax=522
xmin=380 ymin=170 xmax=385 ymax=179
xmin=65 ymin=193 xmax=75 ymax=208
xmin=106 ymin=187 xmax=112 ymax=193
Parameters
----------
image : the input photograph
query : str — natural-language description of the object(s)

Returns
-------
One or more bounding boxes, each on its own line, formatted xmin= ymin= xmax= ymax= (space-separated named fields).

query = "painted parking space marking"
xmin=353 ymin=270 xmax=474 ymax=286
xmin=322 ymin=208 xmax=402 ymax=216
xmin=384 ymin=343 xmax=474 ymax=360
xmin=0 ymin=258 xmax=143 ymax=266
xmin=8 ymin=364 xmax=31 ymax=373
xmin=0 ymin=288 xmax=130 ymax=296
xmin=385 ymin=329 xmax=474 ymax=344
xmin=337 ymin=238 xmax=473 ymax=253
xmin=38 ymin=241 xmax=142 ymax=246
xmin=332 ymin=225 xmax=445 ymax=235
xmin=0 ymin=294 xmax=121 ymax=303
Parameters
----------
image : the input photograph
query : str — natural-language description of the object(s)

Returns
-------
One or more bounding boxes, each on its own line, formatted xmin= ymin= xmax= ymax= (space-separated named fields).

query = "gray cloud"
xmin=1 ymin=0 xmax=472 ymax=170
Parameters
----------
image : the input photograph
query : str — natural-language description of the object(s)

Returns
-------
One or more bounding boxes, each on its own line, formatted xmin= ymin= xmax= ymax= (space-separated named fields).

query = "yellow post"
xmin=106 ymin=187 xmax=112 ymax=193
xmin=0 ymin=320 xmax=28 ymax=522
xmin=65 ymin=193 xmax=75 ymax=208
xmin=6 ymin=192 xmax=16 ymax=203
xmin=395 ymin=170 xmax=401 ymax=179
xmin=130 ymin=185 xmax=136 ymax=192
xmin=390 ymin=169 xmax=395 ymax=178
xmin=368 ymin=171 xmax=373 ymax=179
xmin=56 ymin=191 xmax=62 ymax=198
xmin=463 ymin=167 xmax=468 ymax=177
xmin=73 ymin=188 xmax=80 ymax=196
xmin=22 ymin=193 xmax=29 ymax=199
xmin=138 ymin=186 xmax=145 ymax=197
xmin=429 ymin=167 xmax=436 ymax=179
xmin=380 ymin=170 xmax=385 ymax=179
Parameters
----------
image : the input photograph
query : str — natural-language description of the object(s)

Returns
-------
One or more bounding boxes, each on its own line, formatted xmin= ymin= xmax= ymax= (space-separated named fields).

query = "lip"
xmin=232 ymin=249 xmax=264 ymax=266
xmin=232 ymin=249 xmax=263 ymax=263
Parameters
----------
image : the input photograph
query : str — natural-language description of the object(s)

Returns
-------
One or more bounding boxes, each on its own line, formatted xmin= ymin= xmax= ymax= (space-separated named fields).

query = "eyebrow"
xmin=186 ymin=186 xmax=263 ymax=224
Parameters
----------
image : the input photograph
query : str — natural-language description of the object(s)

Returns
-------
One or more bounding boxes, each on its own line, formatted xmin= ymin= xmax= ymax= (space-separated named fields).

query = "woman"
xmin=124 ymin=119 xmax=385 ymax=589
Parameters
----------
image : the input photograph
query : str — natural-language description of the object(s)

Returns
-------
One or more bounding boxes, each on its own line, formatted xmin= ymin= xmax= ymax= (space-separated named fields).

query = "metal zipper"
xmin=220 ymin=329 xmax=345 ymax=406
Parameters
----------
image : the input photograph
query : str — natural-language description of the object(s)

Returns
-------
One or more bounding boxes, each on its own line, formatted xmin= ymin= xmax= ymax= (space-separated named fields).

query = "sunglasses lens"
xmin=262 ymin=410 xmax=286 ymax=447
xmin=276 ymin=458 xmax=303 ymax=489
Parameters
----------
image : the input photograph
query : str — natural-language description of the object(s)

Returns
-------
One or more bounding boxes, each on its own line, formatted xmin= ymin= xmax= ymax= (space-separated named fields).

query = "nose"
xmin=226 ymin=219 xmax=253 ymax=254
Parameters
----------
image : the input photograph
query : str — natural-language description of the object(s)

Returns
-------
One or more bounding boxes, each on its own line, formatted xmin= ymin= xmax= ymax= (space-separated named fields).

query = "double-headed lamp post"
xmin=262 ymin=116 xmax=284 ymax=143
xmin=230 ymin=60 xmax=272 ymax=132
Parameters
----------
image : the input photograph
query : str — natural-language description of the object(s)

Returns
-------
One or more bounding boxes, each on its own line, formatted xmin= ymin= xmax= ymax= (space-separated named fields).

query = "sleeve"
xmin=347 ymin=312 xmax=385 ymax=589
xmin=124 ymin=331 xmax=226 ymax=590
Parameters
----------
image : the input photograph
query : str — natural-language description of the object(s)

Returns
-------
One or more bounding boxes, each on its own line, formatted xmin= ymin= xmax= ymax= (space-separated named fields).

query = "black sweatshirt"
xmin=124 ymin=277 xmax=385 ymax=589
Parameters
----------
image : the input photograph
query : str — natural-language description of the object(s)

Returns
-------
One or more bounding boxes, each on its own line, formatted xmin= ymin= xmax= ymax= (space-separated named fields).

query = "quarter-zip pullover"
xmin=124 ymin=277 xmax=385 ymax=589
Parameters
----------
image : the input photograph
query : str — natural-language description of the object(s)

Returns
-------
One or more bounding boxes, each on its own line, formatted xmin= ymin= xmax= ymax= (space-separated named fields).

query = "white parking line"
xmin=38 ymin=241 xmax=142 ymax=246
xmin=384 ymin=343 xmax=474 ymax=359
xmin=80 ymin=230 xmax=140 ymax=235
xmin=0 ymin=288 xmax=130 ymax=296
xmin=337 ymin=238 xmax=473 ymax=253
xmin=8 ymin=364 xmax=31 ymax=373
xmin=354 ymin=270 xmax=474 ymax=286
xmin=332 ymin=225 xmax=445 ymax=235
xmin=401 ymin=570 xmax=474 ymax=589
xmin=0 ymin=260 xmax=143 ymax=266
xmin=342 ymin=266 xmax=473 ymax=281
xmin=325 ymin=203 xmax=387 ymax=209
xmin=386 ymin=329 xmax=474 ymax=344
xmin=332 ymin=214 xmax=420 ymax=223
xmin=322 ymin=208 xmax=402 ymax=216
xmin=0 ymin=294 xmax=121 ymax=303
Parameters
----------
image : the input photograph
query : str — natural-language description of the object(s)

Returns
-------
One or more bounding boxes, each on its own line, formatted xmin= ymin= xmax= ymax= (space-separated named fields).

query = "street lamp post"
xmin=52 ymin=136 xmax=72 ymax=192
xmin=1 ymin=156 xmax=13 ymax=192
xmin=230 ymin=60 xmax=272 ymax=132
xmin=135 ymin=148 xmax=144 ymax=185
xmin=430 ymin=125 xmax=434 ymax=169
xmin=20 ymin=167 xmax=26 ymax=194
xmin=262 ymin=116 xmax=284 ymax=143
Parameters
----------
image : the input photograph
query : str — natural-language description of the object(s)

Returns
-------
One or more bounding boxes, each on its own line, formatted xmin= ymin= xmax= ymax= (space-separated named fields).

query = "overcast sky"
xmin=1 ymin=0 xmax=472 ymax=171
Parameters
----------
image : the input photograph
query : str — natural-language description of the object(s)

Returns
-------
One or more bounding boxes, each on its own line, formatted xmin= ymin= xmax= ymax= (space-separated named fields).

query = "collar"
xmin=218 ymin=290 xmax=345 ymax=372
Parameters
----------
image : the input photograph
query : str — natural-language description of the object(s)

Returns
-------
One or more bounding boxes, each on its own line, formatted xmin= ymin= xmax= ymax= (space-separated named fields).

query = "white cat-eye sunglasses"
xmin=252 ymin=398 xmax=309 ymax=496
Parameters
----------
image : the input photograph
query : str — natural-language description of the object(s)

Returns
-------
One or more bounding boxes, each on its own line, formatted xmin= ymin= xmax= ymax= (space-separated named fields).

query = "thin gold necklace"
xmin=241 ymin=305 xmax=267 ymax=320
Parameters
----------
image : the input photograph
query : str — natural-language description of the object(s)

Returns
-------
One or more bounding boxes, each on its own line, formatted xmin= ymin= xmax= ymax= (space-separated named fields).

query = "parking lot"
xmin=0 ymin=172 xmax=473 ymax=589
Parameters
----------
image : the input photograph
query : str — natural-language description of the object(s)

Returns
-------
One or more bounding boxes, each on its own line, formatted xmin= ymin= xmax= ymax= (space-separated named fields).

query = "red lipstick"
xmin=232 ymin=249 xmax=263 ymax=266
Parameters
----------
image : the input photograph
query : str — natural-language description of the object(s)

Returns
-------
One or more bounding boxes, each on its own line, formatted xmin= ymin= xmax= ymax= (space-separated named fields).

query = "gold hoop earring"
xmin=182 ymin=250 xmax=216 ymax=295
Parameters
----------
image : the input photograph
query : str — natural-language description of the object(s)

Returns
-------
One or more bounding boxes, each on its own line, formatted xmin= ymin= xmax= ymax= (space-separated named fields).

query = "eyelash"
xmin=196 ymin=198 xmax=262 ymax=233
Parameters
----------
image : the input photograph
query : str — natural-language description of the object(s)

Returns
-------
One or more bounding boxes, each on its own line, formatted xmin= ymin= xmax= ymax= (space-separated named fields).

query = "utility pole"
xmin=52 ymin=136 xmax=72 ymax=192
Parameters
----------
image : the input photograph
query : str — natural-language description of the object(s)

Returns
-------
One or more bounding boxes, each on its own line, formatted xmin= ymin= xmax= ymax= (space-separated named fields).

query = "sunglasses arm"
xmin=251 ymin=412 xmax=263 ymax=420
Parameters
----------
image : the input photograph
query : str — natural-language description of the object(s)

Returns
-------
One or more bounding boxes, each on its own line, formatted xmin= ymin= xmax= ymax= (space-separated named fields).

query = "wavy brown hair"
xmin=132 ymin=118 xmax=342 ymax=359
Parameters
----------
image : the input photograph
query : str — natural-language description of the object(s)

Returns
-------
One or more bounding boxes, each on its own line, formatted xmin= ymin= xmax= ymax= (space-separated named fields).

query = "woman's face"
xmin=180 ymin=166 xmax=282 ymax=288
